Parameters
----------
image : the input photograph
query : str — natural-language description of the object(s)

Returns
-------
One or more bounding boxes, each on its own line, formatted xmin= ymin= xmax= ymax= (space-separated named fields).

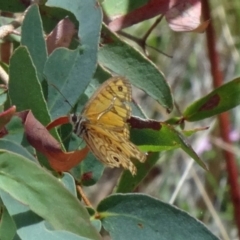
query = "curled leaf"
xmin=46 ymin=18 xmax=77 ymax=54
xmin=46 ymin=115 xmax=69 ymax=130
xmin=0 ymin=106 xmax=16 ymax=137
xmin=16 ymin=110 xmax=88 ymax=171
xmin=166 ymin=0 xmax=209 ymax=32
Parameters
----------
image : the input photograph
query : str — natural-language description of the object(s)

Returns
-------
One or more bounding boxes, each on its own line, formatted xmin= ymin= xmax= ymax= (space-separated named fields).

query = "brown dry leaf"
xmin=192 ymin=19 xmax=210 ymax=33
xmin=166 ymin=0 xmax=208 ymax=32
xmin=106 ymin=0 xmax=207 ymax=33
xmin=128 ymin=116 xmax=162 ymax=131
xmin=106 ymin=0 xmax=207 ymax=34
xmin=107 ymin=0 xmax=170 ymax=31
xmin=46 ymin=115 xmax=70 ymax=130
xmin=46 ymin=18 xmax=77 ymax=54
xmin=0 ymin=105 xmax=16 ymax=137
xmin=16 ymin=110 xmax=88 ymax=172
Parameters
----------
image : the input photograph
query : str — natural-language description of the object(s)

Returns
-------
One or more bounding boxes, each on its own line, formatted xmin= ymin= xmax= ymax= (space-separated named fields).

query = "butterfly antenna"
xmin=61 ymin=131 xmax=83 ymax=146
xmin=47 ymin=82 xmax=85 ymax=156
xmin=48 ymin=82 xmax=74 ymax=109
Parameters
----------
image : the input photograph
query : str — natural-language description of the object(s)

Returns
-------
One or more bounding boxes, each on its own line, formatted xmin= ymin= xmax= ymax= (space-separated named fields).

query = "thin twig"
xmin=117 ymin=15 xmax=171 ymax=57
xmin=118 ymin=30 xmax=140 ymax=43
xmin=169 ymin=159 xmax=194 ymax=205
xmin=146 ymin=45 xmax=173 ymax=58
xmin=142 ymin=15 xmax=164 ymax=42
xmin=76 ymin=184 xmax=93 ymax=208
xmin=0 ymin=5 xmax=31 ymax=39
xmin=0 ymin=15 xmax=23 ymax=39
xmin=191 ymin=164 xmax=230 ymax=240
xmin=170 ymin=158 xmax=230 ymax=240
xmin=118 ymin=28 xmax=171 ymax=58
xmin=211 ymin=136 xmax=240 ymax=156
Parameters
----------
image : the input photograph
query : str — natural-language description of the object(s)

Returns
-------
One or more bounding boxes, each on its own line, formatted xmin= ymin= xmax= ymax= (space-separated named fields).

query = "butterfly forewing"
xmin=82 ymin=77 xmax=131 ymax=129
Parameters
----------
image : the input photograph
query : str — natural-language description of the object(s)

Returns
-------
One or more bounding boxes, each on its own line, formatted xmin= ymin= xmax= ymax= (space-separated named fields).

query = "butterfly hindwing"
xmin=83 ymin=125 xmax=146 ymax=175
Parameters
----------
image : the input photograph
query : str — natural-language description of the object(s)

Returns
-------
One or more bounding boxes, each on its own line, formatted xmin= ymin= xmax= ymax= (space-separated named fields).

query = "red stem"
xmin=202 ymin=0 xmax=240 ymax=237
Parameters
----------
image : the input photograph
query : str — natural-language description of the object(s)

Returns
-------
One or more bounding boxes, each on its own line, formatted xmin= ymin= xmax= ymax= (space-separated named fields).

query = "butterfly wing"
xmin=71 ymin=76 xmax=146 ymax=175
xmin=82 ymin=125 xmax=146 ymax=175
xmin=81 ymin=76 xmax=131 ymax=138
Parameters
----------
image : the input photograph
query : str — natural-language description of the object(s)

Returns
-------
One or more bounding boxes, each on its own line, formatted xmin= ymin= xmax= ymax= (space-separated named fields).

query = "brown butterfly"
xmin=69 ymin=76 xmax=146 ymax=175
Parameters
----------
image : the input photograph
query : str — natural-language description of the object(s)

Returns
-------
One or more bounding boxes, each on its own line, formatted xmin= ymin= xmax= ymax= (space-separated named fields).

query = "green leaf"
xmin=0 ymin=138 xmax=36 ymax=162
xmin=4 ymin=116 xmax=38 ymax=163
xmin=4 ymin=116 xmax=25 ymax=143
xmin=21 ymin=4 xmax=47 ymax=83
xmin=93 ymin=65 xmax=112 ymax=84
xmin=131 ymin=123 xmax=186 ymax=151
xmin=9 ymin=46 xmax=50 ymax=125
xmin=61 ymin=172 xmax=77 ymax=196
xmin=45 ymin=0 xmax=102 ymax=119
xmin=90 ymin=219 xmax=102 ymax=233
xmin=44 ymin=48 xmax=80 ymax=118
xmin=183 ymin=77 xmax=240 ymax=121
xmin=0 ymin=86 xmax=7 ymax=107
xmin=131 ymin=123 xmax=207 ymax=170
xmin=97 ymin=194 xmax=219 ymax=240
xmin=0 ymin=188 xmax=30 ymax=215
xmin=98 ymin=25 xmax=173 ymax=112
xmin=116 ymin=152 xmax=160 ymax=193
xmin=8 ymin=46 xmax=60 ymax=161
xmin=0 ymin=204 xmax=16 ymax=240
xmin=102 ymin=0 xmax=148 ymax=16
xmin=0 ymin=190 xmax=94 ymax=240
xmin=0 ymin=151 xmax=101 ymax=239
xmin=80 ymin=153 xmax=104 ymax=186
xmin=0 ymin=0 xmax=27 ymax=12
xmin=71 ymin=152 xmax=104 ymax=186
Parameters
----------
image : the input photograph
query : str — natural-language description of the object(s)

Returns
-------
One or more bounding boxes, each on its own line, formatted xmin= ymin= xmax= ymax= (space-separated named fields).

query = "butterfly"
xmin=69 ymin=76 xmax=146 ymax=175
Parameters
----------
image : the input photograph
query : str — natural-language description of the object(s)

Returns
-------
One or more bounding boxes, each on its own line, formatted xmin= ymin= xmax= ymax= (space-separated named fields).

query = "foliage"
xmin=0 ymin=0 xmax=238 ymax=239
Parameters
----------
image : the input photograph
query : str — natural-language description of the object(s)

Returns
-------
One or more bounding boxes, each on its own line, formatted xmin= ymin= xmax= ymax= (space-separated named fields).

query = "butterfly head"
xmin=69 ymin=113 xmax=87 ymax=137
